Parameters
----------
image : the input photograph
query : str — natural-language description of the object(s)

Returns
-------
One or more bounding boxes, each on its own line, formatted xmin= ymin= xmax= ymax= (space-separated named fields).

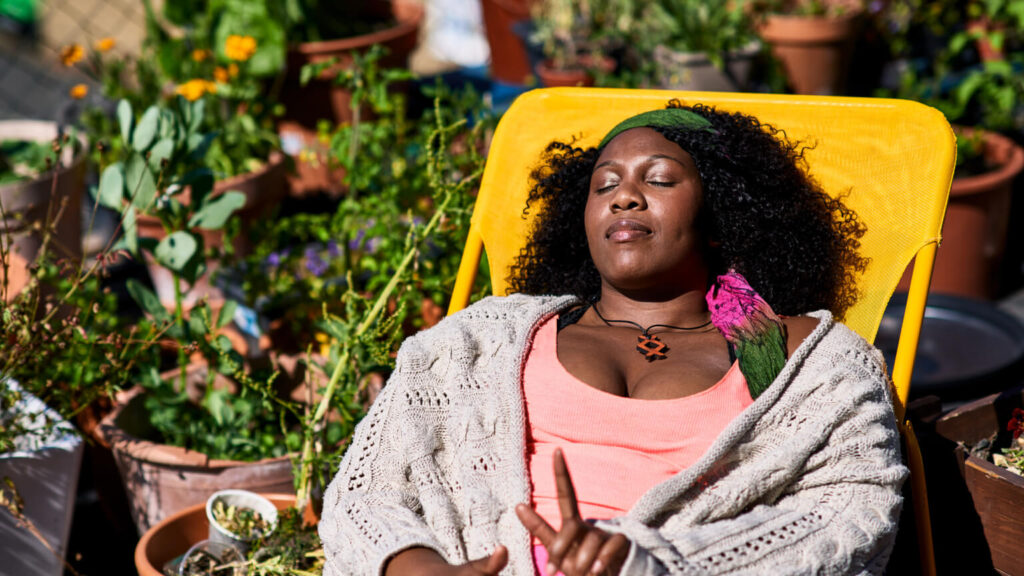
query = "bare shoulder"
xmin=782 ymin=315 xmax=820 ymax=356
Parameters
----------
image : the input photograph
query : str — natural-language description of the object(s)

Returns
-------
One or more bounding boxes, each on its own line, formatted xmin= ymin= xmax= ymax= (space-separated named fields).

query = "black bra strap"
xmin=557 ymin=304 xmax=591 ymax=332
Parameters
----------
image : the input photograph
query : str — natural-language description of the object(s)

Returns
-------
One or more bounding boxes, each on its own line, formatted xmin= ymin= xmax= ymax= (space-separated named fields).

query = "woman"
xmin=320 ymin=101 xmax=907 ymax=576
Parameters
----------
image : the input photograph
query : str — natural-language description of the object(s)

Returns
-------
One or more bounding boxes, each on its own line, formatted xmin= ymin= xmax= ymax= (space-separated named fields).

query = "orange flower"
xmin=60 ymin=44 xmax=84 ymax=66
xmin=213 ymin=66 xmax=229 ymax=83
xmin=94 ymin=37 xmax=115 ymax=52
xmin=224 ymin=35 xmax=257 ymax=62
xmin=228 ymin=63 xmax=239 ymax=78
xmin=191 ymin=49 xmax=211 ymax=62
xmin=175 ymin=79 xmax=216 ymax=102
xmin=69 ymin=84 xmax=89 ymax=99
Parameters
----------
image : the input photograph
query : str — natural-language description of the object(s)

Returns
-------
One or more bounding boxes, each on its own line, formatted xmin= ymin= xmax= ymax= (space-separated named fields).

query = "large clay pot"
xmin=921 ymin=129 xmax=1024 ymax=299
xmin=934 ymin=387 xmax=1024 ymax=574
xmin=0 ymin=120 xmax=85 ymax=301
xmin=97 ymin=376 xmax=295 ymax=535
xmin=653 ymin=42 xmax=761 ymax=92
xmin=279 ymin=0 xmax=423 ymax=197
xmin=135 ymin=493 xmax=311 ymax=576
xmin=757 ymin=13 xmax=861 ymax=95
xmin=480 ymin=0 xmax=537 ymax=84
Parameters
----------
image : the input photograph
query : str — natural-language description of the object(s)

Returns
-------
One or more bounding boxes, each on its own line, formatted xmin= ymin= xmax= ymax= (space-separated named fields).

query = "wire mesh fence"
xmin=0 ymin=0 xmax=147 ymax=120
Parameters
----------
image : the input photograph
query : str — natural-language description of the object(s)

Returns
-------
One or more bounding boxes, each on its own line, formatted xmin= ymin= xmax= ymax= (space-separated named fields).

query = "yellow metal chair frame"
xmin=448 ymin=88 xmax=954 ymax=575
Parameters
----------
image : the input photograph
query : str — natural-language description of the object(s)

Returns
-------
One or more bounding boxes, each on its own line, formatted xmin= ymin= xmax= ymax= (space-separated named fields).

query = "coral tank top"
xmin=523 ymin=313 xmax=753 ymax=535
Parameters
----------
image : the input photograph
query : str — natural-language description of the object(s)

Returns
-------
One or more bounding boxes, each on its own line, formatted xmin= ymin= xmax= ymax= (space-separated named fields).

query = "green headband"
xmin=598 ymin=108 xmax=716 ymax=148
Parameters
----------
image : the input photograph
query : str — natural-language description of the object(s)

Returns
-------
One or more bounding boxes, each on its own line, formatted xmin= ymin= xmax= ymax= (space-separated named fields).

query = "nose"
xmin=611 ymin=178 xmax=646 ymax=212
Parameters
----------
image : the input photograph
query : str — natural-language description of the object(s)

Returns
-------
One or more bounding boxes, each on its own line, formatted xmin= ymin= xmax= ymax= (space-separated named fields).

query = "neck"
xmin=594 ymin=282 xmax=710 ymax=328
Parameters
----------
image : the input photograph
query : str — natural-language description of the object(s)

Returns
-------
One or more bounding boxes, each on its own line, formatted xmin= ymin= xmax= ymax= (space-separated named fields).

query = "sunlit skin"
xmin=383 ymin=128 xmax=818 ymax=576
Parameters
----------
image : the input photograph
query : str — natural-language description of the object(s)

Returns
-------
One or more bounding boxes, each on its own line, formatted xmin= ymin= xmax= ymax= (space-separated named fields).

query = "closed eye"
xmin=595 ymin=183 xmax=618 ymax=193
xmin=648 ymin=181 xmax=675 ymax=187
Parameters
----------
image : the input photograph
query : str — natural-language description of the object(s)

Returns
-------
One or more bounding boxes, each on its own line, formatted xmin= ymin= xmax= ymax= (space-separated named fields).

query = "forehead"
xmin=596 ymin=127 xmax=691 ymax=164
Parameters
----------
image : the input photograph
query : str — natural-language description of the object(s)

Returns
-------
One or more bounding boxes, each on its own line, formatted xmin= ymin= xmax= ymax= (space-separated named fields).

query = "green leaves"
xmin=124 ymin=153 xmax=157 ymax=210
xmin=133 ymin=106 xmax=160 ymax=152
xmin=189 ymin=191 xmax=246 ymax=230
xmin=97 ymin=163 xmax=125 ymax=209
xmin=117 ymin=100 xmax=133 ymax=144
xmin=154 ymin=231 xmax=198 ymax=272
xmin=126 ymin=279 xmax=170 ymax=324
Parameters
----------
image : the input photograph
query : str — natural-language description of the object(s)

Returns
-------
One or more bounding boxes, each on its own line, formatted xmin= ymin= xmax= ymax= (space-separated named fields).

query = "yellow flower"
xmin=94 ymin=37 xmax=115 ymax=52
xmin=175 ymin=79 xmax=216 ymax=102
xmin=228 ymin=63 xmax=239 ymax=78
xmin=60 ymin=44 xmax=84 ymax=67
xmin=224 ymin=35 xmax=257 ymax=62
xmin=191 ymin=49 xmax=211 ymax=62
xmin=69 ymin=84 xmax=89 ymax=99
xmin=213 ymin=66 xmax=229 ymax=83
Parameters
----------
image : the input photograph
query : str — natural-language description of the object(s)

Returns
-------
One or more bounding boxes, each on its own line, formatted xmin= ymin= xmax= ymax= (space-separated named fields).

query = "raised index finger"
xmin=553 ymin=448 xmax=581 ymax=522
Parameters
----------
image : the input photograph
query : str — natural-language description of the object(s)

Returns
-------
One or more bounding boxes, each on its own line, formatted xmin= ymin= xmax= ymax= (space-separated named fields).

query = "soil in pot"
xmin=136 ymin=494 xmax=319 ymax=576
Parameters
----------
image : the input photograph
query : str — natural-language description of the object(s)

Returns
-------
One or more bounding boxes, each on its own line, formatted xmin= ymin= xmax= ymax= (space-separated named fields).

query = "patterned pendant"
xmin=636 ymin=334 xmax=668 ymax=361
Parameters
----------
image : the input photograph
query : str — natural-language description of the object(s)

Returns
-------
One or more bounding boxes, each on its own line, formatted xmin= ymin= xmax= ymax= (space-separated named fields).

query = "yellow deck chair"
xmin=448 ymin=88 xmax=954 ymax=575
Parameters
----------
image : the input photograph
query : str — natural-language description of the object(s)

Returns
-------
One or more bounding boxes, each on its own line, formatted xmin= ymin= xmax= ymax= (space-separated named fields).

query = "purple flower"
xmin=265 ymin=248 xmax=290 ymax=268
xmin=327 ymin=240 xmax=340 ymax=259
xmin=305 ymin=253 xmax=328 ymax=277
xmin=348 ymin=229 xmax=365 ymax=252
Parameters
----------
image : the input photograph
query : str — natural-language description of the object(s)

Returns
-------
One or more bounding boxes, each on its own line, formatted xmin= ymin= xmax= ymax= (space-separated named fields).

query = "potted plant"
xmin=1 ymin=139 xmax=160 ymax=574
xmin=95 ymin=97 xmax=305 ymax=534
xmin=205 ymin=489 xmax=278 ymax=552
xmin=529 ymin=0 xmax=618 ymax=87
xmin=0 ymin=122 xmax=86 ymax=301
xmin=277 ymin=0 xmax=425 ymax=196
xmin=230 ymin=52 xmax=494 ymax=358
xmin=625 ymin=0 xmax=760 ymax=91
xmin=933 ymin=386 xmax=1024 ymax=574
xmin=134 ymin=92 xmax=491 ymax=576
xmin=883 ymin=1 xmax=1024 ymax=299
xmin=753 ymin=0 xmax=865 ymax=95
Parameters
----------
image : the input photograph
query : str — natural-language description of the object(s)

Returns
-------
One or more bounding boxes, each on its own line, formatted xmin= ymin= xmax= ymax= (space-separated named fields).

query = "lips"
xmin=605 ymin=219 xmax=652 ymax=242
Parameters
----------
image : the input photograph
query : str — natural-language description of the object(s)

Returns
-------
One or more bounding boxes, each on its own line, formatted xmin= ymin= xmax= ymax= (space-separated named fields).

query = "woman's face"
xmin=584 ymin=127 xmax=707 ymax=294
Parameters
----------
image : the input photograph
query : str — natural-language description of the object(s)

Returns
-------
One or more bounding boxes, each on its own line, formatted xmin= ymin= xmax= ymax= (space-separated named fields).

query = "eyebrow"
xmin=594 ymin=154 xmax=688 ymax=171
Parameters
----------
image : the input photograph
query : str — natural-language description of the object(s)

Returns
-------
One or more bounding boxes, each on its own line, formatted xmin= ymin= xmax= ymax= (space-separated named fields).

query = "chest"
xmin=555 ymin=325 xmax=734 ymax=399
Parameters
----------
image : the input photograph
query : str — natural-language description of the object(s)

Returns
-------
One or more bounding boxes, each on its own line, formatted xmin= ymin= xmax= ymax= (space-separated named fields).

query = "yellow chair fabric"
xmin=449 ymin=88 xmax=954 ymax=575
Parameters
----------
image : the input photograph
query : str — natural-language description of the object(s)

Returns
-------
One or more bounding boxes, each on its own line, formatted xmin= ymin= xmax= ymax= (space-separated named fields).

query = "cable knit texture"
xmin=319 ymin=294 xmax=908 ymax=576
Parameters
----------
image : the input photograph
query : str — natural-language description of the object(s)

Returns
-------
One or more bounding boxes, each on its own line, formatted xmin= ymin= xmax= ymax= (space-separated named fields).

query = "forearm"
xmin=385 ymin=547 xmax=451 ymax=576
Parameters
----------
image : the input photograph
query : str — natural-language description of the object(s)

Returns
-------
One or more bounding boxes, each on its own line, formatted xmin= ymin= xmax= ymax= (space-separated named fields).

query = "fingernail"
xmin=547 ymin=562 xmax=557 ymax=576
xmin=591 ymin=559 xmax=605 ymax=574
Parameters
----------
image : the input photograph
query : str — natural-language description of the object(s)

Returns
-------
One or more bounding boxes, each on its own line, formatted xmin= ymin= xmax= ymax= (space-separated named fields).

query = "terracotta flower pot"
xmin=135 ymin=493 xmax=312 ymax=576
xmin=97 ymin=377 xmax=295 ymax=535
xmin=535 ymin=55 xmax=615 ymax=88
xmin=480 ymin=0 xmax=537 ymax=84
xmin=757 ymin=13 xmax=861 ymax=95
xmin=904 ymin=129 xmax=1024 ymax=299
xmin=278 ymin=0 xmax=423 ymax=197
xmin=0 ymin=120 xmax=86 ymax=301
xmin=653 ymin=42 xmax=761 ymax=92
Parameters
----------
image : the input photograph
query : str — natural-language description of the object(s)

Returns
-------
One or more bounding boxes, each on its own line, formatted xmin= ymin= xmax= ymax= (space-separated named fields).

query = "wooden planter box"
xmin=935 ymin=387 xmax=1024 ymax=574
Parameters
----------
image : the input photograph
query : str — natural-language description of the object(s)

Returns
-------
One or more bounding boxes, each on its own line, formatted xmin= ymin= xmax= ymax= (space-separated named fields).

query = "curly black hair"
xmin=507 ymin=101 xmax=868 ymax=319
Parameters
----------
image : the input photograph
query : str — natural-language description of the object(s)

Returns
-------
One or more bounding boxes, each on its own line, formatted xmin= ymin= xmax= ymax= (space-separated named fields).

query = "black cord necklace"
xmin=592 ymin=303 xmax=712 ymax=362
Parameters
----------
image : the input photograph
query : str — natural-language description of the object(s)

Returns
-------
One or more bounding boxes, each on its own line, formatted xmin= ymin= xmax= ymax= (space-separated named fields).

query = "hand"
xmin=384 ymin=546 xmax=507 ymax=576
xmin=515 ymin=449 xmax=630 ymax=576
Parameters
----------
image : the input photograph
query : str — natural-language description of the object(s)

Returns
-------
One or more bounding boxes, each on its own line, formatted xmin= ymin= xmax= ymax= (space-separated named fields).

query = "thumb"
xmin=469 ymin=545 xmax=508 ymax=575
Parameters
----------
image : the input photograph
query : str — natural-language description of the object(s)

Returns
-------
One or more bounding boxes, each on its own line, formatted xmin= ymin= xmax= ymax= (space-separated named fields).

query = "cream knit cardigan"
xmin=320 ymin=294 xmax=908 ymax=575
